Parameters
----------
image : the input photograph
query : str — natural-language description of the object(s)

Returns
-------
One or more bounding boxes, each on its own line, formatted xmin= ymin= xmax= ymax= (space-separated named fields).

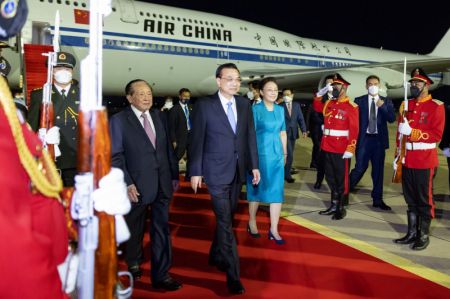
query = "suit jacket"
xmin=354 ymin=95 xmax=395 ymax=149
xmin=168 ymin=103 xmax=192 ymax=160
xmin=282 ymin=101 xmax=307 ymax=140
xmin=438 ymin=103 xmax=450 ymax=150
xmin=110 ymin=106 xmax=179 ymax=205
xmin=189 ymin=92 xmax=259 ymax=184
xmin=28 ymin=84 xmax=80 ymax=169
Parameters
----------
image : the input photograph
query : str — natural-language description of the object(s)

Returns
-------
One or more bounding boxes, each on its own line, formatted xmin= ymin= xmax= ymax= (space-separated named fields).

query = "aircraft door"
xmin=216 ymin=41 xmax=230 ymax=64
xmin=117 ymin=0 xmax=139 ymax=24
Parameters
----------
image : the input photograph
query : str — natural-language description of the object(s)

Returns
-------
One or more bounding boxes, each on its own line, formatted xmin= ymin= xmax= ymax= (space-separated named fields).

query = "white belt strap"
xmin=405 ymin=142 xmax=436 ymax=150
xmin=323 ymin=129 xmax=349 ymax=137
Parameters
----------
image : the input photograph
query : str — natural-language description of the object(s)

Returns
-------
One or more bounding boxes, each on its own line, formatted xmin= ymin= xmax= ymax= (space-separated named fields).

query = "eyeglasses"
xmin=220 ymin=77 xmax=242 ymax=84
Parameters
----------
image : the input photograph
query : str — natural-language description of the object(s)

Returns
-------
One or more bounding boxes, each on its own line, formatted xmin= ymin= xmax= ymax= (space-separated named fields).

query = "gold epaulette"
xmin=432 ymin=99 xmax=443 ymax=105
xmin=349 ymin=101 xmax=358 ymax=108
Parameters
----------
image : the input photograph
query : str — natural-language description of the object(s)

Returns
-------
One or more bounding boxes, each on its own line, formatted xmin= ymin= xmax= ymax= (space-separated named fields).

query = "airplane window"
xmin=56 ymin=0 xmax=61 ymax=4
xmin=177 ymin=17 xmax=181 ymax=21
xmin=82 ymin=3 xmax=86 ymax=7
xmin=176 ymin=47 xmax=181 ymax=52
xmin=171 ymin=16 xmax=175 ymax=20
xmin=183 ymin=18 xmax=186 ymax=22
xmin=153 ymin=13 xmax=157 ymax=18
xmin=165 ymin=15 xmax=169 ymax=20
xmin=40 ymin=0 xmax=44 ymax=2
xmin=205 ymin=49 xmax=210 ymax=55
xmin=200 ymin=21 xmax=203 ymax=25
xmin=188 ymin=19 xmax=192 ymax=23
xmin=74 ymin=1 xmax=78 ymax=6
xmin=146 ymin=12 xmax=150 ymax=17
xmin=205 ymin=21 xmax=209 ymax=25
xmin=139 ymin=12 xmax=143 ymax=16
xmin=66 ymin=0 xmax=70 ymax=4
xmin=48 ymin=0 xmax=53 ymax=3
xmin=194 ymin=48 xmax=199 ymax=54
xmin=221 ymin=24 xmax=224 ymax=28
xmin=188 ymin=48 xmax=193 ymax=53
xmin=170 ymin=46 xmax=175 ymax=52
xmin=159 ymin=14 xmax=163 ymax=18
xmin=215 ymin=23 xmax=219 ymax=27
xmin=112 ymin=7 xmax=116 ymax=12
xmin=194 ymin=20 xmax=198 ymax=24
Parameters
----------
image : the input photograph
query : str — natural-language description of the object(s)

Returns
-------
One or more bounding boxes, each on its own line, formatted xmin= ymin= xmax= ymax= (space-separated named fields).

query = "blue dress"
xmin=247 ymin=102 xmax=286 ymax=203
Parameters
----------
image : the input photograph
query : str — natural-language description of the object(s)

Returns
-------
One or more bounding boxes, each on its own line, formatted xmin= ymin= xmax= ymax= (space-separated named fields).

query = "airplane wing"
xmin=241 ymin=57 xmax=450 ymax=93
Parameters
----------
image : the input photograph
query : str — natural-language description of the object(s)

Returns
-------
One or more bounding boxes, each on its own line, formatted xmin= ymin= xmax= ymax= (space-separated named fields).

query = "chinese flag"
xmin=74 ymin=9 xmax=89 ymax=25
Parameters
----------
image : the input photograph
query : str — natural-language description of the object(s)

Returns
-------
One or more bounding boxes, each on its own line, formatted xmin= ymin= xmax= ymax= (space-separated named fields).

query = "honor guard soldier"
xmin=28 ymin=51 xmax=80 ymax=187
xmin=393 ymin=68 xmax=445 ymax=250
xmin=313 ymin=73 xmax=359 ymax=220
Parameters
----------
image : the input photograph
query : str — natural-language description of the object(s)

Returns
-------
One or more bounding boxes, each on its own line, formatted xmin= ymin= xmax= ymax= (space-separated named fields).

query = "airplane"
xmin=2 ymin=0 xmax=450 ymax=101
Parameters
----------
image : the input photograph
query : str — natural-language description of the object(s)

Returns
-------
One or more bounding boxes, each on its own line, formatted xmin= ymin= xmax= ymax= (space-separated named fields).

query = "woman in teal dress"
xmin=247 ymin=77 xmax=287 ymax=244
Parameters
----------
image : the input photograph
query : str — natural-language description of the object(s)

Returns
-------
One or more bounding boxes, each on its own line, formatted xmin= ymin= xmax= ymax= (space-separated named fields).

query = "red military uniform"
xmin=315 ymin=73 xmax=359 ymax=220
xmin=0 ymin=92 xmax=68 ymax=298
xmin=398 ymin=95 xmax=445 ymax=169
xmin=393 ymin=67 xmax=445 ymax=251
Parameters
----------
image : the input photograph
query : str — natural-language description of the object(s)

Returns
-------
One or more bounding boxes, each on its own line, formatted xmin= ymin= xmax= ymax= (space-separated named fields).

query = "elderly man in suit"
xmin=349 ymin=75 xmax=396 ymax=210
xmin=189 ymin=63 xmax=260 ymax=294
xmin=281 ymin=88 xmax=307 ymax=183
xmin=109 ymin=79 xmax=181 ymax=291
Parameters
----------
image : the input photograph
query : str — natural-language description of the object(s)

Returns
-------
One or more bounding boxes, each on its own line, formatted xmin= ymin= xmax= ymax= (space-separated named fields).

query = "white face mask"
xmin=247 ymin=91 xmax=254 ymax=100
xmin=368 ymin=85 xmax=379 ymax=96
xmin=283 ymin=95 xmax=292 ymax=102
xmin=163 ymin=101 xmax=173 ymax=109
xmin=54 ymin=69 xmax=72 ymax=84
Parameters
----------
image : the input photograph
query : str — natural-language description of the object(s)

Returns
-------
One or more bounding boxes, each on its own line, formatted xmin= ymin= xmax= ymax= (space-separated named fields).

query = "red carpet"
xmin=120 ymin=180 xmax=450 ymax=298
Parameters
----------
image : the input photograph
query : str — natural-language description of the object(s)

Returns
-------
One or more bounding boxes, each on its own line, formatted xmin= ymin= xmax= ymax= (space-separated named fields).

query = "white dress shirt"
xmin=131 ymin=104 xmax=156 ymax=133
xmin=218 ymin=91 xmax=238 ymax=123
xmin=180 ymin=102 xmax=191 ymax=130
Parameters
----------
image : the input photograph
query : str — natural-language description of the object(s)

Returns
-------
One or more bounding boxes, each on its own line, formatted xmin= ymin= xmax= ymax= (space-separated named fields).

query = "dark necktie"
xmin=368 ymin=98 xmax=377 ymax=134
xmin=141 ymin=113 xmax=156 ymax=147
xmin=183 ymin=105 xmax=191 ymax=130
xmin=61 ymin=89 xmax=66 ymax=98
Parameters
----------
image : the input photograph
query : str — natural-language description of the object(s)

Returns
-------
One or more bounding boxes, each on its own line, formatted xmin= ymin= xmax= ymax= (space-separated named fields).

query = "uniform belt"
xmin=323 ymin=129 xmax=349 ymax=137
xmin=405 ymin=142 xmax=436 ymax=150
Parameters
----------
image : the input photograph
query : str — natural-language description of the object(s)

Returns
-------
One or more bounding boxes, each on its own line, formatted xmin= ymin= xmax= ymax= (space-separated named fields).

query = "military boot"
xmin=411 ymin=216 xmax=431 ymax=250
xmin=393 ymin=210 xmax=417 ymax=244
xmin=319 ymin=192 xmax=338 ymax=215
xmin=332 ymin=193 xmax=346 ymax=220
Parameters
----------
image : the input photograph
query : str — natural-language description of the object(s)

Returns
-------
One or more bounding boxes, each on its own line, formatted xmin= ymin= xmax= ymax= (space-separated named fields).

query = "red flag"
xmin=74 ymin=9 xmax=89 ymax=25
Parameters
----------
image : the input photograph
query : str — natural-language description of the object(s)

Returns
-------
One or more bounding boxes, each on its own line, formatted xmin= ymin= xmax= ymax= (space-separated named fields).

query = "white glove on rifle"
xmin=398 ymin=118 xmax=412 ymax=136
xmin=93 ymin=167 xmax=131 ymax=244
xmin=393 ymin=156 xmax=399 ymax=171
xmin=342 ymin=151 xmax=353 ymax=159
xmin=443 ymin=147 xmax=450 ymax=158
xmin=38 ymin=126 xmax=61 ymax=157
xmin=316 ymin=83 xmax=333 ymax=97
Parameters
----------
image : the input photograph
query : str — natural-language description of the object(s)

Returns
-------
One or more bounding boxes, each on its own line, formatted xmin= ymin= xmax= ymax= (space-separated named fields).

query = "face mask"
xmin=410 ymin=86 xmax=421 ymax=98
xmin=368 ymin=85 xmax=379 ymax=96
xmin=283 ymin=95 xmax=292 ymax=102
xmin=332 ymin=88 xmax=340 ymax=99
xmin=54 ymin=69 xmax=72 ymax=84
xmin=164 ymin=101 xmax=173 ymax=109
xmin=180 ymin=98 xmax=190 ymax=104
xmin=247 ymin=91 xmax=254 ymax=100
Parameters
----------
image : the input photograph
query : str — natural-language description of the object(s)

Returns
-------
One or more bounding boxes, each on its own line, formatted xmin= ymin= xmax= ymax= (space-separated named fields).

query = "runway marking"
xmin=286 ymin=214 xmax=450 ymax=289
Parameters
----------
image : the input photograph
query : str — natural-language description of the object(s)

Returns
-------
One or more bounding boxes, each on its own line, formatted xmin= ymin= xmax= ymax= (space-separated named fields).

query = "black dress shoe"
xmin=373 ymin=202 xmax=392 ymax=211
xmin=227 ymin=279 xmax=245 ymax=294
xmin=285 ymin=177 xmax=295 ymax=183
xmin=153 ymin=277 xmax=182 ymax=291
xmin=313 ymin=181 xmax=321 ymax=189
xmin=128 ymin=265 xmax=142 ymax=280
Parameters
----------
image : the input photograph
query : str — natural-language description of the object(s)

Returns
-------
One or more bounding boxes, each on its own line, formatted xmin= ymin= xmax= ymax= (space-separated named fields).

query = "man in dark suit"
xmin=169 ymin=88 xmax=192 ymax=178
xmin=189 ymin=63 xmax=260 ymax=295
xmin=281 ymin=88 xmax=307 ymax=183
xmin=109 ymin=79 xmax=181 ymax=291
xmin=349 ymin=75 xmax=396 ymax=210
xmin=437 ymin=95 xmax=450 ymax=188
xmin=28 ymin=51 xmax=79 ymax=187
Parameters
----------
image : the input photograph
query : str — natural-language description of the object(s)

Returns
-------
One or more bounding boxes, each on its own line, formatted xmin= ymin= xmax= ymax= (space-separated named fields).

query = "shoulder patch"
xmin=432 ymin=99 xmax=443 ymax=105
xmin=349 ymin=101 xmax=358 ymax=108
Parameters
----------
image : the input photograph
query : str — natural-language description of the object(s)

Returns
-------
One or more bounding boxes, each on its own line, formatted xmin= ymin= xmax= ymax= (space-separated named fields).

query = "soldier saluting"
xmin=28 ymin=52 xmax=80 ymax=187
xmin=393 ymin=68 xmax=445 ymax=250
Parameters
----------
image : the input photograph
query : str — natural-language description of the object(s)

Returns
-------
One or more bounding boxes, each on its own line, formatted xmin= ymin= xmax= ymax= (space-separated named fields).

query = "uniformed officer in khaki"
xmin=28 ymin=52 xmax=80 ymax=187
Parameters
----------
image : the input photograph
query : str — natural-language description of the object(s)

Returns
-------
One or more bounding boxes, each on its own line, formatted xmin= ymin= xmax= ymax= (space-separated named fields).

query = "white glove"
xmin=342 ymin=151 xmax=353 ymax=159
xmin=93 ymin=167 xmax=131 ymax=244
xmin=321 ymin=124 xmax=324 ymax=132
xmin=316 ymin=83 xmax=333 ymax=97
xmin=38 ymin=126 xmax=61 ymax=157
xmin=393 ymin=156 xmax=399 ymax=171
xmin=398 ymin=118 xmax=412 ymax=136
xmin=443 ymin=147 xmax=450 ymax=158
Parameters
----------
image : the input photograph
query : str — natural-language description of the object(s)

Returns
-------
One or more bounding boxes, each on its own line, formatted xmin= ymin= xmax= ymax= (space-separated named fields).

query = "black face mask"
xmin=332 ymin=88 xmax=340 ymax=99
xmin=410 ymin=86 xmax=421 ymax=98
xmin=180 ymin=98 xmax=190 ymax=104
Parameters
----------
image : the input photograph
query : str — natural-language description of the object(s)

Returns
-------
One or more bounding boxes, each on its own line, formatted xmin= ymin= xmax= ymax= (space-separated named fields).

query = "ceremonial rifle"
xmin=392 ymin=58 xmax=408 ymax=183
xmin=38 ymin=11 xmax=60 ymax=160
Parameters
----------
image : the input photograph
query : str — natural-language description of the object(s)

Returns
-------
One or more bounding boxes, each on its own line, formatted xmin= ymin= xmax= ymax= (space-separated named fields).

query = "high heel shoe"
xmin=268 ymin=230 xmax=285 ymax=245
xmin=247 ymin=224 xmax=261 ymax=238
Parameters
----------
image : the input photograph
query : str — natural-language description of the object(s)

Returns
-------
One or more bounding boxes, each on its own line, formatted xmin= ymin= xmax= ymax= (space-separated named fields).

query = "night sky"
xmin=142 ymin=1 xmax=449 ymax=55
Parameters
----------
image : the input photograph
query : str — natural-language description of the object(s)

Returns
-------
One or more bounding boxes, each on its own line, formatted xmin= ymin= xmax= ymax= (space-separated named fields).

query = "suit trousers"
xmin=402 ymin=167 xmax=436 ymax=219
xmin=285 ymin=137 xmax=296 ymax=179
xmin=310 ymin=127 xmax=323 ymax=168
xmin=124 ymin=187 xmax=172 ymax=283
xmin=323 ymin=151 xmax=350 ymax=195
xmin=349 ymin=135 xmax=385 ymax=203
xmin=207 ymin=168 xmax=242 ymax=282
